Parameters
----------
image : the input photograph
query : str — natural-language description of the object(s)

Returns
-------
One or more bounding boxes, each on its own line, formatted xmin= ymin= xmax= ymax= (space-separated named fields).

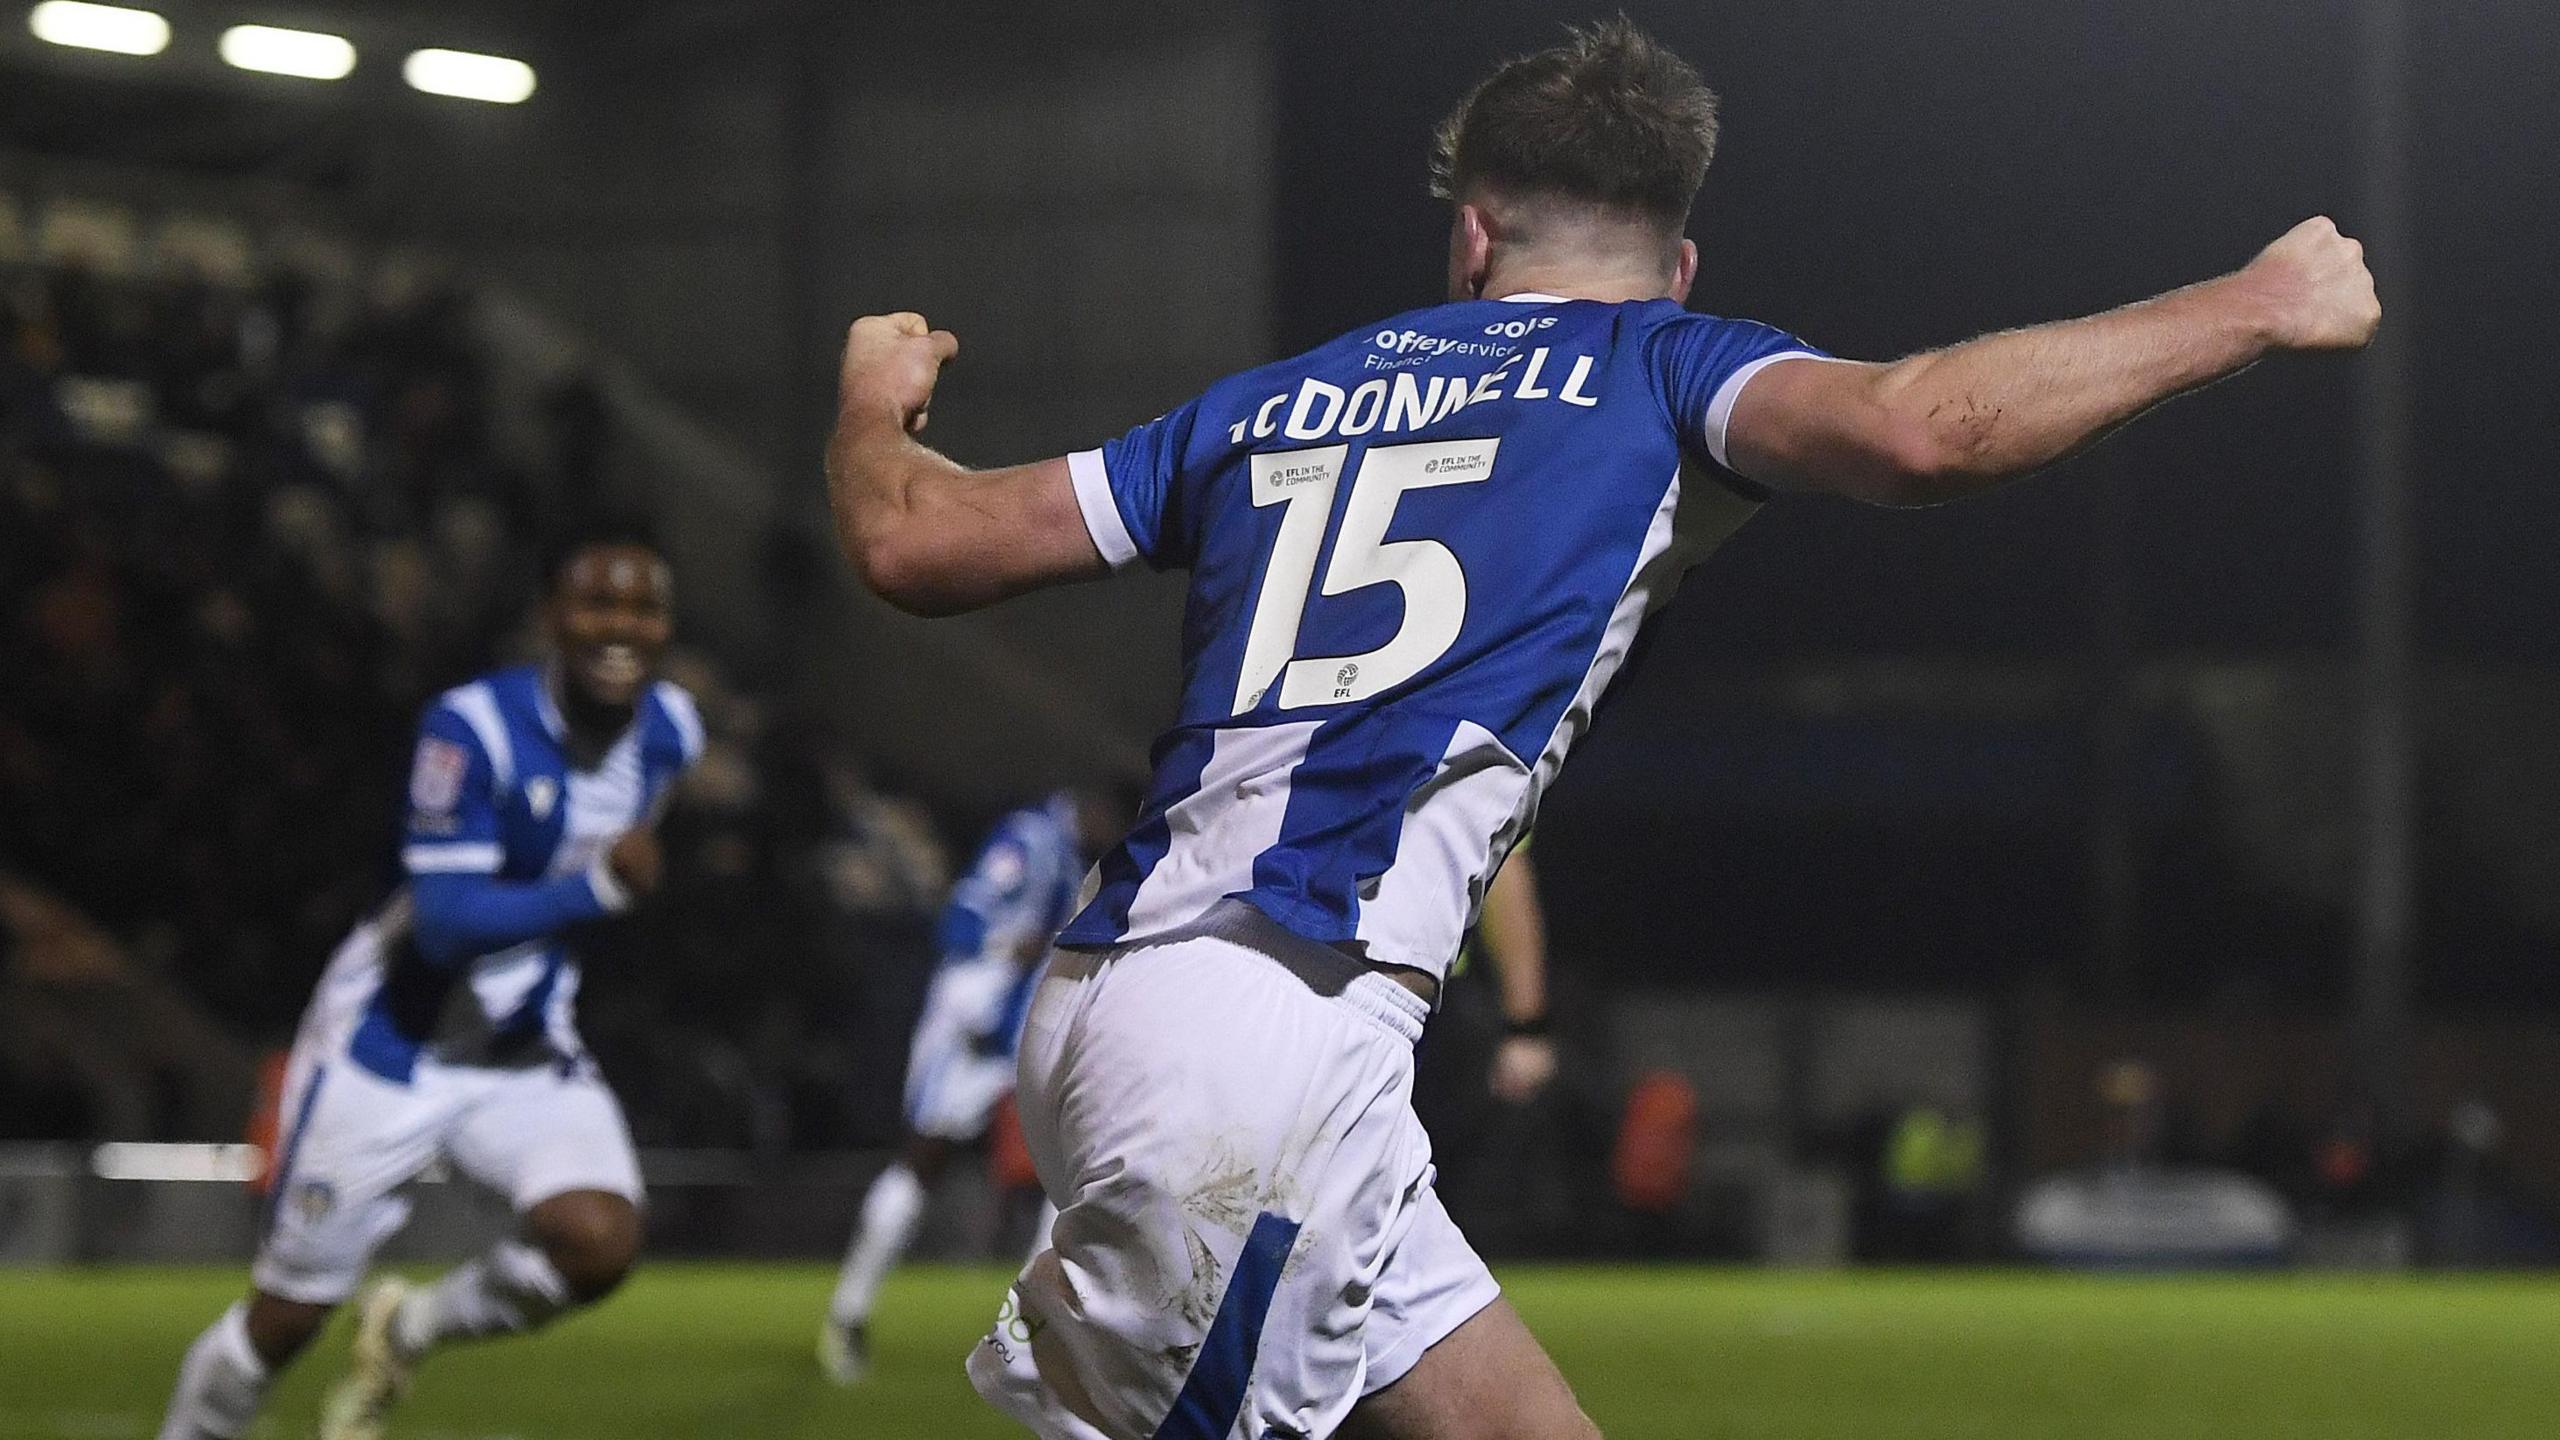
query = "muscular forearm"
xmin=1731 ymin=219 xmax=2374 ymax=504
xmin=1873 ymin=273 xmax=2276 ymax=503
xmin=827 ymin=416 xmax=973 ymax=614
xmin=827 ymin=411 xmax=1098 ymax=617
xmin=827 ymin=312 xmax=1108 ymax=615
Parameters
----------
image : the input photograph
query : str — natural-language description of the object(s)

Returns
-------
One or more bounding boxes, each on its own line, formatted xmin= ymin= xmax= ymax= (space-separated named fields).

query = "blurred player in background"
xmin=157 ymin=528 xmax=700 ymax=1440
xmin=826 ymin=16 xmax=2377 ymax=1437
xmin=1410 ymin=843 xmax=1560 ymax=1236
xmin=1475 ymin=844 xmax=1557 ymax=1105
xmin=819 ymin=788 xmax=1124 ymax=1383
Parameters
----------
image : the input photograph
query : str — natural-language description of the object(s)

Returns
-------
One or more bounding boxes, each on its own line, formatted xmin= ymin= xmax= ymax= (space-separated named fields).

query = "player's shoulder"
xmin=1642 ymin=305 xmax=1807 ymax=355
xmin=641 ymin=680 xmax=706 ymax=765
xmin=419 ymin=665 xmax=536 ymax=758
xmin=427 ymin=662 xmax=542 ymax=715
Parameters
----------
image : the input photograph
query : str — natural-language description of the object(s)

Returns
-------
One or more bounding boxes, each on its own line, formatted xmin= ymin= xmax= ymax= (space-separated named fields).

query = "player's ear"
xmin=1669 ymin=237 xmax=1698 ymax=305
xmin=1447 ymin=204 xmax=1493 ymax=301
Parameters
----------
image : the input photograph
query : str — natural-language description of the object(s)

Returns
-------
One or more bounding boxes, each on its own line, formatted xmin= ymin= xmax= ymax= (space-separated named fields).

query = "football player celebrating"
xmin=826 ymin=21 xmax=2376 ymax=1438
xmin=158 ymin=528 xmax=700 ymax=1440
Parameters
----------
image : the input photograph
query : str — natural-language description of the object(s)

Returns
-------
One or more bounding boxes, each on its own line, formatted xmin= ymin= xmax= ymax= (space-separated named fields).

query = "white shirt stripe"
xmin=403 ymin=842 xmax=503 ymax=874
xmin=654 ymin=681 xmax=706 ymax=762
xmin=1122 ymin=721 xmax=1319 ymax=937
xmin=442 ymin=681 xmax=516 ymax=794
xmin=1352 ymin=719 xmax=1533 ymax=972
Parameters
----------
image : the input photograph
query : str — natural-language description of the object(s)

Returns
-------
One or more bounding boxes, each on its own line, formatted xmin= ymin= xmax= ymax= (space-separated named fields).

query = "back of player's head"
xmin=1431 ymin=17 xmax=1719 ymax=237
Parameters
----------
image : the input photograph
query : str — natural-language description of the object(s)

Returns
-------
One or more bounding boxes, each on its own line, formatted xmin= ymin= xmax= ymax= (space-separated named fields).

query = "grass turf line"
xmin=0 ymin=1264 xmax=2549 ymax=1439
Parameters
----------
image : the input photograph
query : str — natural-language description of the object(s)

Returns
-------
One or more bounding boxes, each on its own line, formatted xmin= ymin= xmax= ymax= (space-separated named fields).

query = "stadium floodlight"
xmin=27 ymin=1 xmax=170 ymax=55
xmin=403 ymin=47 xmax=535 ymax=104
xmin=217 ymin=22 xmax=355 ymax=80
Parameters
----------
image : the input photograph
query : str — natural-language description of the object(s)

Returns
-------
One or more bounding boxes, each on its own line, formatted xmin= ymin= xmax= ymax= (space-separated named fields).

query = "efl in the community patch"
xmin=410 ymin=736 xmax=470 ymax=814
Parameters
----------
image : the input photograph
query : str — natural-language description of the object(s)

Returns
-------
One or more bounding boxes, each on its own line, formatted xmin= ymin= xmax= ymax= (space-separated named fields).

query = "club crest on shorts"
xmin=409 ymin=737 xmax=469 ymax=814
xmin=291 ymin=1179 xmax=337 ymax=1224
xmin=525 ymin=776 xmax=558 ymax=821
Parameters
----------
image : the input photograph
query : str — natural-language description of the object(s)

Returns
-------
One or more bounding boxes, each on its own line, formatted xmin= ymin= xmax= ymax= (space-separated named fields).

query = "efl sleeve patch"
xmin=409 ymin=736 xmax=472 ymax=815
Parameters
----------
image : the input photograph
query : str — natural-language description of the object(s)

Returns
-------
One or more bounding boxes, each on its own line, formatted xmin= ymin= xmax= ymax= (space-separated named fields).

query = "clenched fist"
xmin=1489 ymin=1033 xmax=1560 ymax=1104
xmin=2240 ymin=216 xmax=2382 ymax=352
xmin=838 ymin=312 xmax=960 ymax=435
xmin=606 ymin=826 xmax=663 ymax=902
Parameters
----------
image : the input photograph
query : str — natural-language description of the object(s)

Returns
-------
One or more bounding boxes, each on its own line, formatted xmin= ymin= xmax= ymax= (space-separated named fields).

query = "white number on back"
xmin=1233 ymin=438 xmax=1499 ymax=714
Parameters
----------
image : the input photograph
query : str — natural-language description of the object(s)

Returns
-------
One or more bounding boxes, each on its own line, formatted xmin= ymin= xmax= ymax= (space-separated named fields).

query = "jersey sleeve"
xmin=1066 ymin=395 xmax=1207 ymax=571
xmin=401 ymin=704 xmax=503 ymax=877
xmin=1649 ymin=314 xmax=1833 ymax=484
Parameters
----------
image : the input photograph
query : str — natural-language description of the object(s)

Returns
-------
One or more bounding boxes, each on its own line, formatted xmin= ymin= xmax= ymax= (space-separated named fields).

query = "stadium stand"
xmin=0 ymin=186 xmax=945 ymax=1150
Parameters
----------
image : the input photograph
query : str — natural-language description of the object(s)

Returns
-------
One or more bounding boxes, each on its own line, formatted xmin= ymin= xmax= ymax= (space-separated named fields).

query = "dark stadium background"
xmin=4 ymin=0 xmax=2558 ymax=1322
xmin=1277 ymin=0 xmax=2560 ymax=1005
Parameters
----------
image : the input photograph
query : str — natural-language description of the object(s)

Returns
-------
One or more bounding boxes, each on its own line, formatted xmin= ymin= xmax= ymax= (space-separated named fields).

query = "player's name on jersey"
xmin=1224 ymin=346 xmax=1600 ymax=448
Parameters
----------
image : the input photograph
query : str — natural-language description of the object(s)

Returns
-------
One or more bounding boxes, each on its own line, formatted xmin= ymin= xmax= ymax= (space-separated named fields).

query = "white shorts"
xmin=967 ymin=903 xmax=1500 ymax=1440
xmin=906 ymin=954 xmax=1035 ymax=1142
xmin=251 ymin=1047 xmax=643 ymax=1305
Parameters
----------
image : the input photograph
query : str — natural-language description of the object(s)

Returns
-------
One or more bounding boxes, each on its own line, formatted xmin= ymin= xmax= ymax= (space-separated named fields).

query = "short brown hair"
xmin=1430 ymin=17 xmax=1720 ymax=233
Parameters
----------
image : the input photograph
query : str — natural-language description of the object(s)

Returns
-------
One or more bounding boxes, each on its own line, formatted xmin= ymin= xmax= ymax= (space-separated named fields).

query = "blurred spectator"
xmin=0 ymin=870 xmax=252 ymax=1140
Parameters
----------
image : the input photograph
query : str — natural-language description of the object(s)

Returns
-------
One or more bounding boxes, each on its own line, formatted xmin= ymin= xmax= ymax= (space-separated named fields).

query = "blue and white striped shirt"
xmin=334 ymin=663 xmax=702 ymax=1081
xmin=1055 ymin=294 xmax=1822 ymax=979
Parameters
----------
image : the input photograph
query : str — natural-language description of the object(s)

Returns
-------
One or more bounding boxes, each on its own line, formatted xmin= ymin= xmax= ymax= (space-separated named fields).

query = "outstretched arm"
xmin=827 ymin=313 xmax=1108 ymax=616
xmin=1727 ymin=216 xmax=2381 ymax=505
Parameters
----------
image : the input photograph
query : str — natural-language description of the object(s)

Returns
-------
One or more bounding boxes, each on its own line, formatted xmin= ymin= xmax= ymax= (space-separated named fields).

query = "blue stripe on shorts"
xmin=1153 ymin=1210 xmax=1302 ymax=1440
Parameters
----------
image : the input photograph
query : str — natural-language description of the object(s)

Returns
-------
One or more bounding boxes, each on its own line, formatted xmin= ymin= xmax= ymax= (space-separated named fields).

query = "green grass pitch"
xmin=1 ymin=1264 xmax=2548 ymax=1438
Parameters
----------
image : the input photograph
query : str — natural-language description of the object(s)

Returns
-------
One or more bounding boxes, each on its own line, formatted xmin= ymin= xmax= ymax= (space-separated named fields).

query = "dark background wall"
xmin=1276 ymin=0 xmax=2555 ymax=663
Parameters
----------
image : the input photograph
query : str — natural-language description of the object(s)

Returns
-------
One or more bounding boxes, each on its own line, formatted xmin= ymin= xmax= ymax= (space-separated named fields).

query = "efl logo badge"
xmin=409 ymin=737 xmax=469 ymax=814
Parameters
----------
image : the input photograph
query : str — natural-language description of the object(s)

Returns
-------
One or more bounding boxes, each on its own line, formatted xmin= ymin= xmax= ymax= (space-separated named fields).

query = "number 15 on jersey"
xmin=1233 ymin=437 xmax=1500 ymax=715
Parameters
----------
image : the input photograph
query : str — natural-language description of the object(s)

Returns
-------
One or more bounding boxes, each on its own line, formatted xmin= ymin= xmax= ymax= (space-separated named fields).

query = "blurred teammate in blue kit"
xmin=820 ymin=788 xmax=1124 ymax=1383
xmin=159 ymin=529 xmax=699 ymax=1440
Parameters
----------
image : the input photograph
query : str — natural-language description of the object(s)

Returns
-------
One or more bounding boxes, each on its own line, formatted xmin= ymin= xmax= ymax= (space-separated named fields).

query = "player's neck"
xmin=1477 ymin=265 xmax=1672 ymax=306
xmin=545 ymin=668 xmax=638 ymax=764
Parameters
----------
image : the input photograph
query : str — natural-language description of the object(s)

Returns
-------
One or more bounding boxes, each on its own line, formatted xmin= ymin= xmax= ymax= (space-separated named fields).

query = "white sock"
xmin=157 ymin=1303 xmax=271 ymax=1440
xmin=393 ymin=1239 xmax=575 ymax=1356
xmin=1025 ymin=1199 xmax=1059 ymax=1265
xmin=829 ymin=1161 xmax=927 ymax=1326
